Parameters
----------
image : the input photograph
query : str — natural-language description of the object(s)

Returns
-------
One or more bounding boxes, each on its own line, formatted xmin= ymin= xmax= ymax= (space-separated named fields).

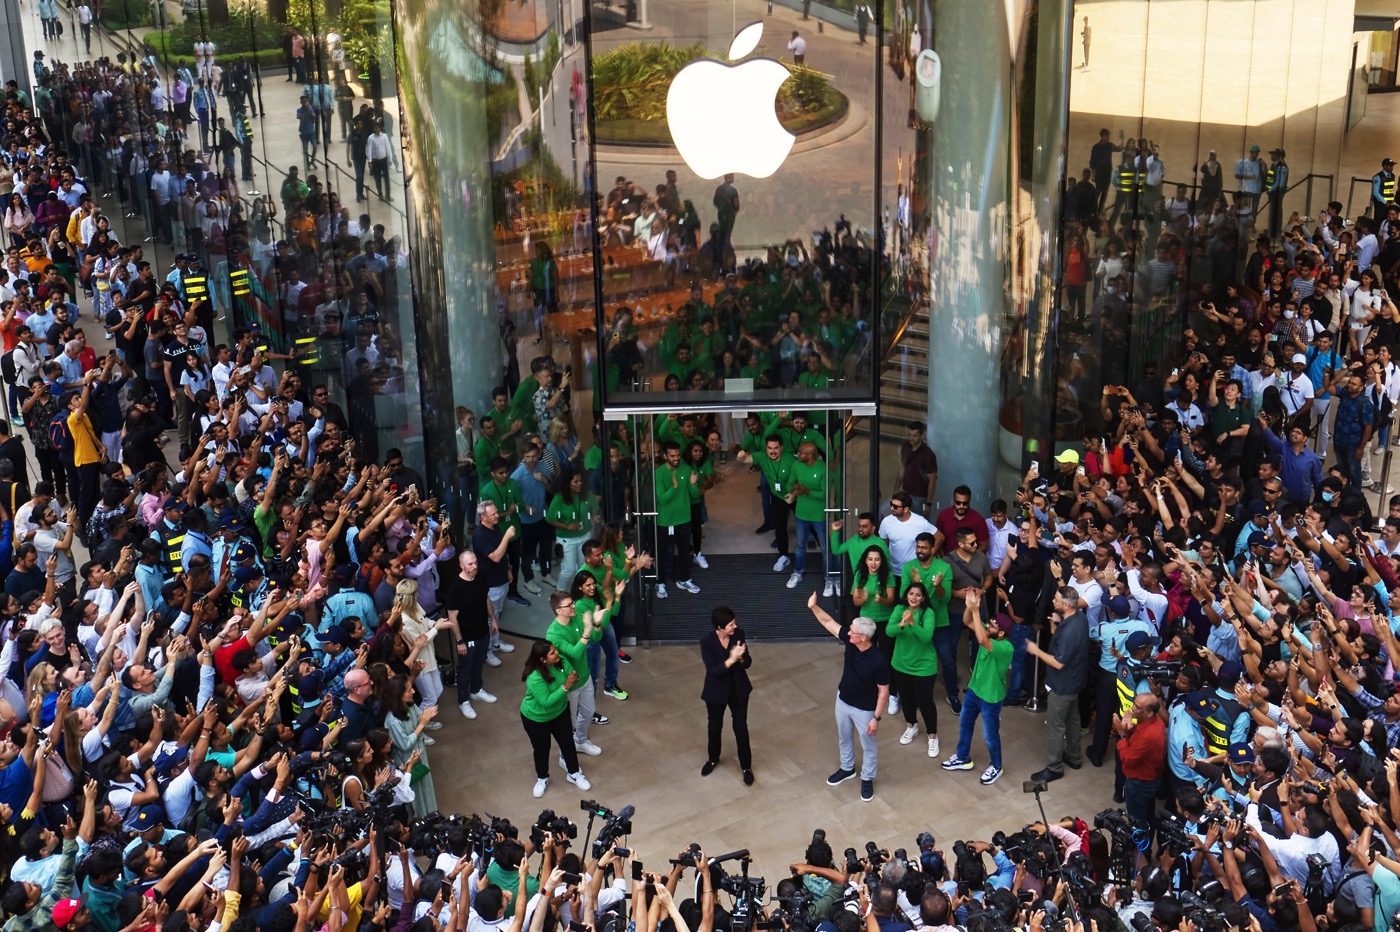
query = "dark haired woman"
xmin=699 ymin=604 xmax=753 ymax=785
xmin=520 ymin=640 xmax=590 ymax=798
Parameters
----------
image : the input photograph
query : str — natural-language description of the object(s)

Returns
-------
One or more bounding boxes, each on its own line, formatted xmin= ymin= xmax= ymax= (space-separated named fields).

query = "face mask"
xmin=1106 ymin=285 xmax=1117 ymax=294
xmin=1322 ymin=491 xmax=1337 ymax=503
xmin=1284 ymin=309 xmax=1295 ymax=318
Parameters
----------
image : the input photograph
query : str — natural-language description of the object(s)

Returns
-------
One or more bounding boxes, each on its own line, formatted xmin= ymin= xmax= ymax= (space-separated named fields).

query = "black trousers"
xmin=521 ymin=710 xmax=579 ymax=779
xmin=520 ymin=521 xmax=553 ymax=580
xmin=1090 ymin=666 xmax=1118 ymax=759
xmin=892 ymin=668 xmax=939 ymax=734
xmin=660 ymin=521 xmax=693 ymax=582
xmin=36 ymin=448 xmax=67 ymax=499
xmin=770 ymin=497 xmax=791 ymax=559
xmin=507 ymin=538 xmax=524 ymax=597
xmin=706 ymin=693 xmax=752 ymax=769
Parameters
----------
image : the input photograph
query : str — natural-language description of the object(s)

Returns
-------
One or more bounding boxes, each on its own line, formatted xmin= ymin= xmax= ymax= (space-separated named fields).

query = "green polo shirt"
xmin=900 ymin=557 xmax=953 ymax=629
xmin=546 ymin=494 xmax=593 ymax=539
xmin=831 ymin=532 xmax=890 ymax=574
xmin=789 ymin=458 xmax=827 ymax=522
xmin=654 ymin=462 xmax=694 ymax=527
xmin=545 ymin=617 xmax=589 ymax=692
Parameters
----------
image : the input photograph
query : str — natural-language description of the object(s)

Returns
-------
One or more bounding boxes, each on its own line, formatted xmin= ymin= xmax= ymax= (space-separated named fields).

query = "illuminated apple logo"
xmin=666 ymin=22 xmax=794 ymax=180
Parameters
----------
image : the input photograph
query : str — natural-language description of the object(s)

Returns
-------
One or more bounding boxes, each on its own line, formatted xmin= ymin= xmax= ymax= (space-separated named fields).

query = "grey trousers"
xmin=567 ymin=678 xmax=596 ymax=746
xmin=1045 ymin=688 xmax=1083 ymax=773
xmin=835 ymin=696 xmax=878 ymax=780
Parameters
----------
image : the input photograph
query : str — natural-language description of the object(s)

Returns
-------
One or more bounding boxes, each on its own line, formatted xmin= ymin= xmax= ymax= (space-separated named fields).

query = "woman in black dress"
xmin=699 ymin=605 xmax=754 ymax=785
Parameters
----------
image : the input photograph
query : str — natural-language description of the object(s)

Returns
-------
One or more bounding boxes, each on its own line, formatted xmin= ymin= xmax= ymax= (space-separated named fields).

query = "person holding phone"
xmin=699 ymin=605 xmax=754 ymax=785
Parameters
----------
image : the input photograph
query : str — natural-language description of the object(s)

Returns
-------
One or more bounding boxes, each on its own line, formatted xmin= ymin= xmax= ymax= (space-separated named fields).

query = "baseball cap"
xmin=232 ymin=542 xmax=257 ymax=563
xmin=1291 ymin=353 xmax=1307 ymax=365
xmin=1218 ymin=660 xmax=1245 ymax=685
xmin=1250 ymin=144 xmax=1260 ymax=152
xmin=1105 ymin=595 xmax=1131 ymax=618
xmin=133 ymin=804 xmax=165 ymax=831
xmin=1125 ymin=631 xmax=1152 ymax=653
xmin=993 ymin=613 xmax=1014 ymax=634
xmin=162 ymin=497 xmax=187 ymax=512
xmin=1054 ymin=450 xmax=1080 ymax=465
xmin=220 ymin=513 xmax=247 ymax=532
xmin=232 ymin=565 xmax=263 ymax=586
xmin=154 ymin=746 xmax=189 ymax=776
xmin=1385 ymin=158 xmax=1395 ymax=166
xmin=51 ymin=898 xmax=84 ymax=927
xmin=1247 ymin=531 xmax=1268 ymax=548
xmin=1268 ymin=148 xmax=1284 ymax=157
xmin=1246 ymin=500 xmax=1269 ymax=518
xmin=298 ymin=722 xmax=329 ymax=751
xmin=1184 ymin=691 xmax=1216 ymax=717
xmin=298 ymin=670 xmax=326 ymax=696
xmin=1228 ymin=743 xmax=1255 ymax=764
xmin=319 ymin=624 xmax=349 ymax=646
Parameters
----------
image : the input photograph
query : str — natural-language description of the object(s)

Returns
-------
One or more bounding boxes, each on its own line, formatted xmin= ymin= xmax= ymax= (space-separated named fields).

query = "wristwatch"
xmin=875 ymin=715 xmax=882 ymax=722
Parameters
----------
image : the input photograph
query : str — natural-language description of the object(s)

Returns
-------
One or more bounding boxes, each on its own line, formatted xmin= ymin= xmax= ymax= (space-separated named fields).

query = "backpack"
xmin=48 ymin=410 xmax=72 ymax=455
xmin=0 ymin=350 xmax=14 ymax=387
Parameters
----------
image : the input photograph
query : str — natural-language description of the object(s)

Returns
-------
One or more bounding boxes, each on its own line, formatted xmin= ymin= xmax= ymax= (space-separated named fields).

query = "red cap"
xmin=52 ymin=898 xmax=84 ymax=927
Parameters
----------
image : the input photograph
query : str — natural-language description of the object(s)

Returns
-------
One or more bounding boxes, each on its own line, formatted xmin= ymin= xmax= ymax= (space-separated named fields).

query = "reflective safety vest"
xmin=1114 ymin=660 xmax=1140 ymax=716
xmin=156 ymin=523 xmax=186 ymax=574
xmin=293 ymin=334 xmax=319 ymax=366
xmin=229 ymin=267 xmax=251 ymax=297
xmin=183 ymin=272 xmax=208 ymax=302
xmin=1115 ymin=164 xmax=1138 ymax=193
xmin=1202 ymin=695 xmax=1243 ymax=757
xmin=1378 ymin=171 xmax=1397 ymax=202
xmin=238 ymin=112 xmax=253 ymax=142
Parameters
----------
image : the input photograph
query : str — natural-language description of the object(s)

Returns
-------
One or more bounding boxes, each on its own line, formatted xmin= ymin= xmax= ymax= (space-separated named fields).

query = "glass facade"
xmin=107 ymin=0 xmax=1362 ymax=523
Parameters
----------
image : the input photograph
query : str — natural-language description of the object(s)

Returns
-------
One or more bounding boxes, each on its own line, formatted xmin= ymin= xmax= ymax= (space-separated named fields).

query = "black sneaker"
xmin=618 ymin=651 xmax=633 ymax=664
xmin=592 ymin=713 xmax=610 ymax=725
xmin=948 ymin=694 xmax=962 ymax=714
xmin=826 ymin=768 xmax=856 ymax=786
xmin=860 ymin=779 xmax=874 ymax=801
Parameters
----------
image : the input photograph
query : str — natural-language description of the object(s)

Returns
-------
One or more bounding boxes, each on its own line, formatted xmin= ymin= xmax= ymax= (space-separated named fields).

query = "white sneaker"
xmin=459 ymin=702 xmax=477 ymax=719
xmin=900 ymin=724 xmax=919 ymax=745
xmin=533 ymin=777 xmax=549 ymax=797
xmin=694 ymin=552 xmax=710 ymax=569
xmin=786 ymin=571 xmax=802 ymax=589
xmin=928 ymin=736 xmax=940 ymax=758
xmin=655 ymin=583 xmax=668 ymax=599
xmin=423 ymin=735 xmax=436 ymax=745
xmin=523 ymin=579 xmax=541 ymax=595
xmin=494 ymin=642 xmax=516 ymax=654
xmin=888 ymin=695 xmax=900 ymax=716
xmin=677 ymin=579 xmax=701 ymax=593
xmin=425 ymin=720 xmax=443 ymax=730
xmin=834 ymin=580 xmax=842 ymax=596
xmin=773 ymin=555 xmax=792 ymax=573
xmin=485 ymin=653 xmax=502 ymax=667
xmin=566 ymin=771 xmax=592 ymax=790
xmin=471 ymin=690 xmax=498 ymax=704
xmin=823 ymin=579 xmax=835 ymax=598
xmin=577 ymin=740 xmax=603 ymax=756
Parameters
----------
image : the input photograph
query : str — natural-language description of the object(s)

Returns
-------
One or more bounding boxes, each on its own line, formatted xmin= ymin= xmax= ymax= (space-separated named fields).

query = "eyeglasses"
xmin=954 ymin=500 xmax=970 ymax=507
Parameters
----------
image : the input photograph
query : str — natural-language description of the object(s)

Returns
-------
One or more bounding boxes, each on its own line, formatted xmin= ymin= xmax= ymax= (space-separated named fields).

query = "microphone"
xmin=708 ymin=849 xmax=750 ymax=864
xmin=617 ymin=804 xmax=635 ymax=821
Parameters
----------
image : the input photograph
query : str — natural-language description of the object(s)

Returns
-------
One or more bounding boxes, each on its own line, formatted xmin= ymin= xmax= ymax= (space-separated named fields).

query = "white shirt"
xmin=878 ymin=511 xmax=936 ymax=575
xmin=1069 ymin=577 xmax=1105 ymax=630
xmin=1126 ymin=569 xmax=1169 ymax=633
xmin=985 ymin=518 xmax=1010 ymax=569
xmin=1280 ymin=372 xmax=1315 ymax=416
xmin=1245 ymin=803 xmax=1341 ymax=888
xmin=787 ymin=35 xmax=807 ymax=56
xmin=366 ymin=131 xmax=392 ymax=160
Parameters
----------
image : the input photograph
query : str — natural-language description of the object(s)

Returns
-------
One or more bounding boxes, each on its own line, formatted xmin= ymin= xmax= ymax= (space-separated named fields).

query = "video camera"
xmin=1139 ymin=660 xmax=1183 ymax=686
xmin=584 ymin=800 xmax=634 ymax=859
xmin=530 ymin=809 xmax=579 ymax=849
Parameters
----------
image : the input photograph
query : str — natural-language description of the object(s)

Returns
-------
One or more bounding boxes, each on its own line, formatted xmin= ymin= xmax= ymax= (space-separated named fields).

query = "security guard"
xmin=229 ymin=563 xmax=267 ymax=611
xmin=234 ymin=107 xmax=255 ymax=181
xmin=210 ymin=513 xmax=256 ymax=586
xmin=1109 ymin=152 xmax=1139 ymax=227
xmin=1265 ymin=148 xmax=1289 ymax=237
xmin=1089 ymin=595 xmax=1154 ymax=767
xmin=1202 ymin=659 xmax=1249 ymax=757
xmin=227 ymin=261 xmax=254 ymax=329
xmin=1373 ymin=157 xmax=1396 ymax=219
xmin=150 ymin=497 xmax=188 ymax=575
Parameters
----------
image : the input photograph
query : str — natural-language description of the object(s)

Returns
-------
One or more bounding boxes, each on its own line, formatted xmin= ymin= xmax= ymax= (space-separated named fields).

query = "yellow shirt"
xmin=67 ymin=410 xmax=100 ymax=466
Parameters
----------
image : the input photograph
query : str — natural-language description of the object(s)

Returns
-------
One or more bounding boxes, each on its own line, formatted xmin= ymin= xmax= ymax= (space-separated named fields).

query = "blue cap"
xmin=162 ymin=497 xmax=187 ymax=512
xmin=232 ymin=565 xmax=262 ymax=586
xmin=134 ymin=804 xmax=166 ymax=830
xmin=1125 ymin=631 xmax=1152 ymax=652
xmin=220 ymin=513 xmax=246 ymax=532
xmin=154 ymin=746 xmax=188 ymax=776
xmin=298 ymin=670 xmax=326 ymax=695
xmin=319 ymin=624 xmax=349 ymax=646
xmin=1247 ymin=531 xmax=1268 ymax=547
xmin=1184 ymin=690 xmax=1217 ymax=717
xmin=1106 ymin=595 xmax=1131 ymax=617
xmin=1218 ymin=660 xmax=1245 ymax=685
xmin=232 ymin=542 xmax=257 ymax=563
xmin=298 ymin=722 xmax=328 ymax=751
xmin=1228 ymin=743 xmax=1255 ymax=764
xmin=1246 ymin=500 xmax=1268 ymax=518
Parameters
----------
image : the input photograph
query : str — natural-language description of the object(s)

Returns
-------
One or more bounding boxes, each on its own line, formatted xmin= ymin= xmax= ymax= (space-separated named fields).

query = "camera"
xmin=530 ymin=809 xmax=578 ymax=849
xmin=590 ymin=802 xmax=635 ymax=858
xmin=1140 ymin=659 xmax=1183 ymax=685
xmin=670 ymin=843 xmax=702 ymax=868
xmin=843 ymin=847 xmax=861 ymax=876
xmin=864 ymin=842 xmax=885 ymax=866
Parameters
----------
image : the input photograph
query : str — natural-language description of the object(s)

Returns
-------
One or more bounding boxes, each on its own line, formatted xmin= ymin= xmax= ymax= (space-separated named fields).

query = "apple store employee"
xmin=788 ymin=31 xmax=806 ymax=65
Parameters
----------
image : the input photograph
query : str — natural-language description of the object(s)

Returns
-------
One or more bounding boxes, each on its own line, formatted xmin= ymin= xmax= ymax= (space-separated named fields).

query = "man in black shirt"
xmin=445 ymin=550 xmax=497 ymax=721
xmin=1028 ymin=587 xmax=1090 ymax=782
xmin=806 ymin=592 xmax=891 ymax=802
xmin=471 ymin=501 xmax=518 ymax=666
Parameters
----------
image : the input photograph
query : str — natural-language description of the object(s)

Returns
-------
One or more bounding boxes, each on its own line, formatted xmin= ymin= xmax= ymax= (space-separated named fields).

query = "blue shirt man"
xmin=1095 ymin=596 xmax=1155 ymax=674
xmin=1167 ymin=692 xmax=1212 ymax=786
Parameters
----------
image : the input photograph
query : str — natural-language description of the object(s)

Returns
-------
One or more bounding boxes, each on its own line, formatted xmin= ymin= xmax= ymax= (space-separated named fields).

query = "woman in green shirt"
xmin=885 ymin=582 xmax=940 ymax=756
xmin=571 ymin=570 xmax=628 ymax=700
xmin=547 ymin=471 xmax=594 ymax=593
xmin=520 ymin=640 xmax=591 ymax=798
xmin=852 ymin=545 xmax=898 ymax=626
xmin=685 ymin=439 xmax=716 ymax=570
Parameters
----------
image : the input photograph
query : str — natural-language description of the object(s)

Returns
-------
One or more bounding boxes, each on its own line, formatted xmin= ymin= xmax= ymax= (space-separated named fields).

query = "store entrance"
xmin=615 ymin=408 xmax=860 ymax=644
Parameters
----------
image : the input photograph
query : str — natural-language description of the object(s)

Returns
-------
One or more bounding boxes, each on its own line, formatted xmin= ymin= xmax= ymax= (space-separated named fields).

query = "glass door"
xmin=618 ymin=406 xmax=855 ymax=642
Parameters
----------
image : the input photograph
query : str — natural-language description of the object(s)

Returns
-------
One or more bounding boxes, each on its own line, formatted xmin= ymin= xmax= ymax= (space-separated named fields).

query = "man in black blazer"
xmin=700 ymin=605 xmax=754 ymax=785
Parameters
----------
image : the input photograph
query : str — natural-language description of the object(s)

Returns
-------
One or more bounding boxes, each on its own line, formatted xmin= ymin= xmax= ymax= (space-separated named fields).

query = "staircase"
xmin=850 ymin=292 xmax=929 ymax=444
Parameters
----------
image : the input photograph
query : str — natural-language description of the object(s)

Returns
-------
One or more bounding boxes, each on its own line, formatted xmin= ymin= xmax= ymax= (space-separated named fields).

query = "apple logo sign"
xmin=666 ymin=22 xmax=794 ymax=180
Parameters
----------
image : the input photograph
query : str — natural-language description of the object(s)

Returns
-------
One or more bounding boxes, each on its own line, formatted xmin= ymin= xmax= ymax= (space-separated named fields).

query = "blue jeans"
xmin=587 ymin=625 xmax=620 ymax=691
xmin=1334 ymin=440 xmax=1364 ymax=488
xmin=1004 ymin=623 xmax=1033 ymax=701
xmin=794 ymin=517 xmax=830 ymax=576
xmin=954 ymin=691 xmax=1003 ymax=769
xmin=1123 ymin=776 xmax=1161 ymax=826
xmin=932 ymin=624 xmax=964 ymax=701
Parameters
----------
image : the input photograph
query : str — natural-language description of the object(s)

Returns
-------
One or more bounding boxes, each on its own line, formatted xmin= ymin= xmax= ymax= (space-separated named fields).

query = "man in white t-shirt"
xmin=1280 ymin=353 xmax=1315 ymax=419
xmin=879 ymin=491 xmax=936 ymax=576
